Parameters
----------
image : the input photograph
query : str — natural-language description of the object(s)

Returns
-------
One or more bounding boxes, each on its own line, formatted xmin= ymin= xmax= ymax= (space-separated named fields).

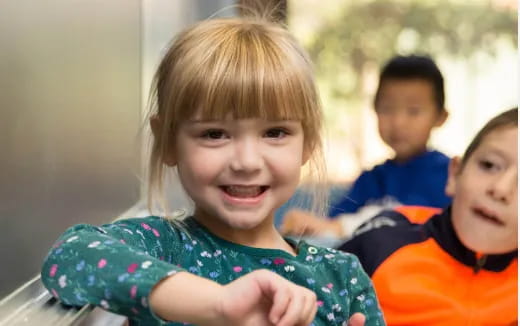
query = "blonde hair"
xmin=147 ymin=16 xmax=327 ymax=219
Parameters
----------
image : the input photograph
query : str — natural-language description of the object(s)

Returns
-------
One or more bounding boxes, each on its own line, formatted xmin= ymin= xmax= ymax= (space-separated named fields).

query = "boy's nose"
xmin=392 ymin=112 xmax=408 ymax=128
xmin=229 ymin=139 xmax=263 ymax=173
xmin=488 ymin=168 xmax=517 ymax=203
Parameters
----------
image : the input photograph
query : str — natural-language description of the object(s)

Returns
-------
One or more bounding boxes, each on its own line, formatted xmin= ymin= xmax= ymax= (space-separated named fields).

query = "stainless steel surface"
xmin=0 ymin=276 xmax=127 ymax=326
xmin=0 ymin=0 xmax=142 ymax=298
xmin=0 ymin=276 xmax=92 ymax=326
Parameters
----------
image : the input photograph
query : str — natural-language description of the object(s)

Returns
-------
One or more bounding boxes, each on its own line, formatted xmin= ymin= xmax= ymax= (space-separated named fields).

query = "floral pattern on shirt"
xmin=42 ymin=216 xmax=385 ymax=325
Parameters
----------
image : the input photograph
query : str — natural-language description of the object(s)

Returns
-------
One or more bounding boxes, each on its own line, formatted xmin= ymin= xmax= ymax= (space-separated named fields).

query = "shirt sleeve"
xmin=41 ymin=217 xmax=184 ymax=323
xmin=329 ymin=171 xmax=377 ymax=217
xmin=346 ymin=254 xmax=386 ymax=326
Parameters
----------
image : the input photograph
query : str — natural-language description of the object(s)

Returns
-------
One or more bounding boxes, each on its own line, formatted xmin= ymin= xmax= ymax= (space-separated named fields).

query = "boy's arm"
xmin=41 ymin=217 xmax=183 ymax=323
xmin=329 ymin=171 xmax=379 ymax=217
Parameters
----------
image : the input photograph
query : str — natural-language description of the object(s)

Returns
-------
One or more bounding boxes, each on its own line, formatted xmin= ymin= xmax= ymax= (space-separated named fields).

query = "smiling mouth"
xmin=473 ymin=207 xmax=505 ymax=226
xmin=220 ymin=185 xmax=269 ymax=198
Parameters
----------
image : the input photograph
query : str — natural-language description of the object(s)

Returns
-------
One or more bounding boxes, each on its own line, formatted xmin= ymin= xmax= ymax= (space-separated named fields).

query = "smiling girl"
xmin=41 ymin=13 xmax=385 ymax=326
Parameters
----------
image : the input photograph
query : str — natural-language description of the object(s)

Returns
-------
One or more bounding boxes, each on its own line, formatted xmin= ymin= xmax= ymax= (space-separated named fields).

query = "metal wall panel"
xmin=0 ymin=1 xmax=142 ymax=297
xmin=0 ymin=0 xmax=236 ymax=300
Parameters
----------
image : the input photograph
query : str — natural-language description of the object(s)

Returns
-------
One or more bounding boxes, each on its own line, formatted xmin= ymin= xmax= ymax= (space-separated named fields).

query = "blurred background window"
xmin=288 ymin=0 xmax=518 ymax=182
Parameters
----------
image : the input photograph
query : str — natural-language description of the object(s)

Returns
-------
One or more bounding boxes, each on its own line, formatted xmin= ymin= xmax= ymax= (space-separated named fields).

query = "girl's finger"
xmin=269 ymin=285 xmax=291 ymax=324
xmin=347 ymin=312 xmax=366 ymax=326
xmin=276 ymin=288 xmax=305 ymax=326
xmin=299 ymin=292 xmax=317 ymax=326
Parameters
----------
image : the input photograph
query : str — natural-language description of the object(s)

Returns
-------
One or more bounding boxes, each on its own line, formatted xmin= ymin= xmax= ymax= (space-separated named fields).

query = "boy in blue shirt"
xmin=281 ymin=55 xmax=451 ymax=238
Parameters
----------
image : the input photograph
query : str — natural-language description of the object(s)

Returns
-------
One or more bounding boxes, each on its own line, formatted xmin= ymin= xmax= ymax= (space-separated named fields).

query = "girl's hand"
xmin=346 ymin=313 xmax=366 ymax=326
xmin=216 ymin=269 xmax=318 ymax=326
xmin=150 ymin=269 xmax=317 ymax=326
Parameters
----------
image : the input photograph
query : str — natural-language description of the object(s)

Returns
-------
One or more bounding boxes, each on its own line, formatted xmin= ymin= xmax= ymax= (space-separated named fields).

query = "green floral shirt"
xmin=41 ymin=216 xmax=385 ymax=325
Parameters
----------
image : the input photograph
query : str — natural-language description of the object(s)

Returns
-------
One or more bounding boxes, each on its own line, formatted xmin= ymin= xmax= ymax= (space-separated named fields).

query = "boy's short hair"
xmin=461 ymin=107 xmax=518 ymax=167
xmin=374 ymin=55 xmax=445 ymax=112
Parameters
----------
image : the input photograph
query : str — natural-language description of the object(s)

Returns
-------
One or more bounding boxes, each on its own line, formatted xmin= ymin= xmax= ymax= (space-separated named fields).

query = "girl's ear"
xmin=445 ymin=156 xmax=461 ymax=197
xmin=301 ymin=144 xmax=312 ymax=166
xmin=150 ymin=115 xmax=177 ymax=166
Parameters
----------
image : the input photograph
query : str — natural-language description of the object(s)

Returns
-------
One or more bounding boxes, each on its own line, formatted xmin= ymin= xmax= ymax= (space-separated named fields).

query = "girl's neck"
xmin=193 ymin=212 xmax=297 ymax=256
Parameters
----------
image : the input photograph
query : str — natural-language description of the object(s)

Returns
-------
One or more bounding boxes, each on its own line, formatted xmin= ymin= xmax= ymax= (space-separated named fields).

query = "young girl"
xmin=41 ymin=15 xmax=385 ymax=326
xmin=339 ymin=108 xmax=517 ymax=325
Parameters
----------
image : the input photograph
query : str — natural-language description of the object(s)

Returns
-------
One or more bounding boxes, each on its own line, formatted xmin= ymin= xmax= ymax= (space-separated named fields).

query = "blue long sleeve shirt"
xmin=329 ymin=150 xmax=451 ymax=217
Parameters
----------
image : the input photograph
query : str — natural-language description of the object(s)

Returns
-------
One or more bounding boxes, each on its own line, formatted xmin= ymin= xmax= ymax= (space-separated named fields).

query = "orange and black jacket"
xmin=338 ymin=206 xmax=518 ymax=326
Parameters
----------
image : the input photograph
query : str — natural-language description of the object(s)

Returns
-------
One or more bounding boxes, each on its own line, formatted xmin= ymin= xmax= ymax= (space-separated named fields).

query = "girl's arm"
xmin=41 ymin=217 xmax=182 ymax=323
xmin=149 ymin=269 xmax=318 ymax=326
xmin=42 ymin=218 xmax=320 ymax=325
xmin=346 ymin=255 xmax=386 ymax=326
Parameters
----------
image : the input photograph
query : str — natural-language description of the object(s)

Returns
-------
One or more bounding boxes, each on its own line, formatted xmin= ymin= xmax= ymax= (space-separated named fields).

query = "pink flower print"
xmin=130 ymin=285 xmax=137 ymax=299
xmin=152 ymin=228 xmax=160 ymax=237
xmin=120 ymin=239 xmax=126 ymax=244
xmin=141 ymin=223 xmax=151 ymax=230
xmin=273 ymin=258 xmax=286 ymax=265
xmin=51 ymin=289 xmax=59 ymax=298
xmin=49 ymin=264 xmax=58 ymax=277
xmin=98 ymin=258 xmax=107 ymax=268
xmin=127 ymin=263 xmax=138 ymax=273
xmin=326 ymin=283 xmax=333 ymax=289
xmin=233 ymin=266 xmax=243 ymax=273
xmin=317 ymin=300 xmax=324 ymax=307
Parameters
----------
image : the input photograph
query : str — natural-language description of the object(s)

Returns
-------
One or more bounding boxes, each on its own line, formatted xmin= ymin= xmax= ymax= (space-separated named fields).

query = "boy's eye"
xmin=478 ymin=159 xmax=500 ymax=172
xmin=376 ymin=106 xmax=392 ymax=114
xmin=201 ymin=129 xmax=227 ymax=140
xmin=408 ymin=107 xmax=421 ymax=116
xmin=264 ymin=128 xmax=289 ymax=139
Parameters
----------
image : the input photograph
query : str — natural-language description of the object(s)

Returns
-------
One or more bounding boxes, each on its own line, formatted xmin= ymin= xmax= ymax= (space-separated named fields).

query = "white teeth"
xmin=224 ymin=185 xmax=263 ymax=197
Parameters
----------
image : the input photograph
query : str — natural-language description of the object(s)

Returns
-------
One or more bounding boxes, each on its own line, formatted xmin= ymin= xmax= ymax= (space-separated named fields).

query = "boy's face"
xmin=375 ymin=79 xmax=447 ymax=162
xmin=446 ymin=126 xmax=518 ymax=254
xmin=171 ymin=116 xmax=307 ymax=242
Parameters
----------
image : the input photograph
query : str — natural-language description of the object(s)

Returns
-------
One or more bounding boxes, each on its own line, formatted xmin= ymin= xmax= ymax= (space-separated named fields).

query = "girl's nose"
xmin=229 ymin=139 xmax=263 ymax=173
xmin=488 ymin=168 xmax=517 ymax=203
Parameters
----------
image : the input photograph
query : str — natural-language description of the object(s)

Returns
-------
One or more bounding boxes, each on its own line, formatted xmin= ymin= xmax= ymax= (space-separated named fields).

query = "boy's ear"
xmin=150 ymin=115 xmax=177 ymax=166
xmin=435 ymin=110 xmax=449 ymax=127
xmin=445 ymin=156 xmax=461 ymax=197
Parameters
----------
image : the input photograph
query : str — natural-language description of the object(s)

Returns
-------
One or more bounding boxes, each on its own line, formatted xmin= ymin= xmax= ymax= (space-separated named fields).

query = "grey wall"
xmin=0 ymin=1 xmax=142 ymax=297
xmin=0 ymin=0 xmax=236 ymax=300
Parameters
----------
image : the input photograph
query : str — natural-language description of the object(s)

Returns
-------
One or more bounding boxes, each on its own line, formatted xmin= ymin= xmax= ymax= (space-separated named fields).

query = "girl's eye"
xmin=264 ymin=128 xmax=289 ymax=139
xmin=201 ymin=129 xmax=227 ymax=140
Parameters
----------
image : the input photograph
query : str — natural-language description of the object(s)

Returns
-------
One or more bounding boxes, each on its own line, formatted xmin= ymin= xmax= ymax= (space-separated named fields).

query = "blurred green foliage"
xmin=303 ymin=0 xmax=517 ymax=117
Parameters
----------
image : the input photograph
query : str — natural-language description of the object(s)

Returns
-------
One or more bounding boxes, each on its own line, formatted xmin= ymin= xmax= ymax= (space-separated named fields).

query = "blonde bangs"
xmin=173 ymin=19 xmax=320 ymax=126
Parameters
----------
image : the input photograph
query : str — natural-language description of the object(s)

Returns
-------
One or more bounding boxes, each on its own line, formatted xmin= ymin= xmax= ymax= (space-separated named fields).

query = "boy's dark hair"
xmin=461 ymin=107 xmax=518 ymax=168
xmin=374 ymin=55 xmax=445 ymax=112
